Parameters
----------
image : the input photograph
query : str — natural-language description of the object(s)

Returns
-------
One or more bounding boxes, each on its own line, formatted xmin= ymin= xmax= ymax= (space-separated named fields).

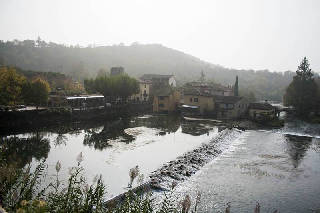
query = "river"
xmin=0 ymin=115 xmax=219 ymax=198
xmin=1 ymin=114 xmax=320 ymax=212
xmin=168 ymin=116 xmax=320 ymax=212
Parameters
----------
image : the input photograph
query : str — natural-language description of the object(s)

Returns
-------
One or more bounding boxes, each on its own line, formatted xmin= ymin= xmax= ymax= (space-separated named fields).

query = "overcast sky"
xmin=1 ymin=0 xmax=319 ymax=72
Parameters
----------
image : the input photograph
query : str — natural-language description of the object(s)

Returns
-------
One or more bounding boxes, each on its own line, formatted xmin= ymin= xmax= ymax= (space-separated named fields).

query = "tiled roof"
xmin=185 ymin=81 xmax=233 ymax=91
xmin=214 ymin=95 xmax=243 ymax=104
xmin=249 ymin=102 xmax=274 ymax=110
xmin=183 ymin=87 xmax=212 ymax=97
xmin=140 ymin=74 xmax=174 ymax=80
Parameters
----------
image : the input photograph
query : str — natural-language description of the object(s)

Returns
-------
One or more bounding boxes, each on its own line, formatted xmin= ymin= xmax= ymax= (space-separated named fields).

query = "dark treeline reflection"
xmin=0 ymin=132 xmax=50 ymax=169
xmin=82 ymin=115 xmax=214 ymax=150
xmin=82 ymin=116 xmax=181 ymax=150
xmin=284 ymin=134 xmax=313 ymax=168
xmin=181 ymin=122 xmax=213 ymax=136
xmin=83 ymin=118 xmax=133 ymax=150
xmin=132 ymin=115 xmax=181 ymax=133
xmin=0 ymin=115 xmax=218 ymax=161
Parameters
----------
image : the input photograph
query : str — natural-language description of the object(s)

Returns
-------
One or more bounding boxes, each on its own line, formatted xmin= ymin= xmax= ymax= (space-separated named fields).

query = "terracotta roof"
xmin=185 ymin=81 xmax=233 ymax=91
xmin=249 ymin=102 xmax=274 ymax=110
xmin=214 ymin=95 xmax=243 ymax=104
xmin=140 ymin=74 xmax=174 ymax=81
xmin=183 ymin=87 xmax=212 ymax=97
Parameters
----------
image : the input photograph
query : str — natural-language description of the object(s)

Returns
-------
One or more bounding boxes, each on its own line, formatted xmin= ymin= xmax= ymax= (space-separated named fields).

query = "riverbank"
xmin=232 ymin=118 xmax=284 ymax=130
xmin=0 ymin=103 xmax=152 ymax=135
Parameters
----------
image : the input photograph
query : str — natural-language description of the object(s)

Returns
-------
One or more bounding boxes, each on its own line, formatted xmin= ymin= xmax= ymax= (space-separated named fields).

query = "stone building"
xmin=153 ymin=87 xmax=180 ymax=113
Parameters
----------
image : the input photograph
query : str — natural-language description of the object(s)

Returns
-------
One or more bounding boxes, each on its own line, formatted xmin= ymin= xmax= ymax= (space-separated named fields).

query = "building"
xmin=184 ymin=81 xmax=234 ymax=96
xmin=65 ymin=95 xmax=105 ymax=109
xmin=214 ymin=96 xmax=249 ymax=119
xmin=183 ymin=87 xmax=214 ymax=114
xmin=110 ymin=67 xmax=124 ymax=76
xmin=140 ymin=74 xmax=176 ymax=87
xmin=131 ymin=80 xmax=152 ymax=102
xmin=248 ymin=102 xmax=276 ymax=120
xmin=183 ymin=87 xmax=249 ymax=118
xmin=153 ymin=87 xmax=180 ymax=113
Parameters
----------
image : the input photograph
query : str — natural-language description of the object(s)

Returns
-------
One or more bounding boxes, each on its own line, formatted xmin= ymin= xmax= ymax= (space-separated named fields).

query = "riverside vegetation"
xmin=0 ymin=151 xmax=279 ymax=213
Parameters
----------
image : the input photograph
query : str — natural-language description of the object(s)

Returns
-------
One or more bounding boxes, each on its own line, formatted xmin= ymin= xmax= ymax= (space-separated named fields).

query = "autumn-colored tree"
xmin=0 ymin=67 xmax=26 ymax=105
xmin=23 ymin=78 xmax=51 ymax=109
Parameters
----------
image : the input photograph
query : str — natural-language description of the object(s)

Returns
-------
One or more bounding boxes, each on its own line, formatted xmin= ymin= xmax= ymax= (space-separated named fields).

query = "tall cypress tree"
xmin=234 ymin=75 xmax=239 ymax=96
xmin=284 ymin=57 xmax=318 ymax=117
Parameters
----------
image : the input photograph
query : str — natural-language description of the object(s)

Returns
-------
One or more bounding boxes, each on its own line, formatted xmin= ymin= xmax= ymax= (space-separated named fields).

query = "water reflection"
xmin=82 ymin=115 xmax=212 ymax=150
xmin=181 ymin=122 xmax=213 ymax=136
xmin=83 ymin=118 xmax=134 ymax=150
xmin=284 ymin=134 xmax=313 ymax=168
xmin=54 ymin=133 xmax=68 ymax=147
xmin=0 ymin=132 xmax=50 ymax=168
xmin=132 ymin=115 xmax=181 ymax=133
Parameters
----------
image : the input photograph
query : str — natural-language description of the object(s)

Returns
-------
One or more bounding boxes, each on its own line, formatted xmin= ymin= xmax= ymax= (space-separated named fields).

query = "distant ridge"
xmin=0 ymin=40 xmax=297 ymax=101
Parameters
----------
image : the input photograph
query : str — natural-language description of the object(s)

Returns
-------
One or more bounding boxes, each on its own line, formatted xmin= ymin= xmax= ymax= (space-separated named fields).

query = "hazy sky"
xmin=1 ymin=0 xmax=320 ymax=72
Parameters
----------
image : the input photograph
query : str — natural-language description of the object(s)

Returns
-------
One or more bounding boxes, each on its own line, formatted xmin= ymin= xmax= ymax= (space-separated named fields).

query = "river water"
xmin=0 ymin=115 xmax=219 ymax=198
xmin=170 ymin=116 xmax=320 ymax=212
xmin=1 ymin=114 xmax=320 ymax=212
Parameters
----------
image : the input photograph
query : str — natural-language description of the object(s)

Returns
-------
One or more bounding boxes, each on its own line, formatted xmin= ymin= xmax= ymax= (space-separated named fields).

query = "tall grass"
xmin=0 ymin=153 xmax=284 ymax=213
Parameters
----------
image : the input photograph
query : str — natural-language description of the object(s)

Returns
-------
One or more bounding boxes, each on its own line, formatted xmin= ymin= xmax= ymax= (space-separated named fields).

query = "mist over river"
xmin=1 ymin=114 xmax=320 ymax=212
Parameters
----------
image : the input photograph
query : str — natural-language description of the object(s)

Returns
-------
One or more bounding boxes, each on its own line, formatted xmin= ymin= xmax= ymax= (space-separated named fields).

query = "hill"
xmin=0 ymin=39 xmax=297 ymax=101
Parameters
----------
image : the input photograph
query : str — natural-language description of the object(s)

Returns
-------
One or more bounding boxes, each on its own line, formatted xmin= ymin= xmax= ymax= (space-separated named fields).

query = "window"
xmin=194 ymin=98 xmax=198 ymax=102
xmin=159 ymin=103 xmax=164 ymax=107
xmin=159 ymin=96 xmax=165 ymax=100
xmin=144 ymin=84 xmax=146 ymax=88
xmin=190 ymin=98 xmax=193 ymax=102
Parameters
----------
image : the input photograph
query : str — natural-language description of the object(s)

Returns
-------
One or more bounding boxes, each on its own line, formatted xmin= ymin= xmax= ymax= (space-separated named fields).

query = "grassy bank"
xmin=0 ymin=152 xmax=285 ymax=213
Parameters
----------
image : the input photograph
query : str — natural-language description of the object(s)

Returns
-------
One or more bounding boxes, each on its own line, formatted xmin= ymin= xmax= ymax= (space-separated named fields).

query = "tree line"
xmin=84 ymin=73 xmax=139 ymax=102
xmin=0 ymin=66 xmax=50 ymax=108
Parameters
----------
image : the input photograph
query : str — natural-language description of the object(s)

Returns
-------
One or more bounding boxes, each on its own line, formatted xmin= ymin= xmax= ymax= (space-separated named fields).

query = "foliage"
xmin=284 ymin=57 xmax=319 ymax=117
xmin=0 ymin=156 xmax=284 ymax=213
xmin=84 ymin=74 xmax=139 ymax=100
xmin=45 ymin=165 xmax=105 ymax=213
xmin=22 ymin=77 xmax=51 ymax=108
xmin=0 ymin=154 xmax=106 ymax=213
xmin=0 ymin=160 xmax=47 ymax=211
xmin=107 ymin=191 xmax=154 ymax=213
xmin=234 ymin=76 xmax=239 ymax=96
xmin=239 ymin=89 xmax=256 ymax=103
xmin=0 ymin=67 xmax=26 ymax=105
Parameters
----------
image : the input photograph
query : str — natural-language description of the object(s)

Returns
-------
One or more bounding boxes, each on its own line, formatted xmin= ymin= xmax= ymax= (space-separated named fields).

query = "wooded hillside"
xmin=0 ymin=39 xmax=301 ymax=101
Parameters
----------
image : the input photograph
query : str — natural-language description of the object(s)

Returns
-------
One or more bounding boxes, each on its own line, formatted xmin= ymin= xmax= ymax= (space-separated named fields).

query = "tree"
xmin=199 ymin=70 xmax=205 ymax=83
xmin=96 ymin=68 xmax=109 ymax=78
xmin=234 ymin=75 xmax=239 ymax=96
xmin=284 ymin=57 xmax=318 ymax=117
xmin=23 ymin=78 xmax=51 ymax=109
xmin=0 ymin=67 xmax=26 ymax=105
xmin=84 ymin=74 xmax=139 ymax=103
xmin=239 ymin=89 xmax=256 ymax=103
